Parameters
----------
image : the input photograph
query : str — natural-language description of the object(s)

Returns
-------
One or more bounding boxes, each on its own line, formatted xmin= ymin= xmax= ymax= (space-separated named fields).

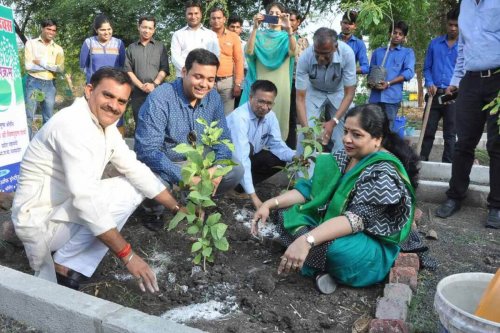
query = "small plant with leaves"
xmin=281 ymin=117 xmax=324 ymax=189
xmin=482 ymin=69 xmax=500 ymax=134
xmin=168 ymin=118 xmax=235 ymax=271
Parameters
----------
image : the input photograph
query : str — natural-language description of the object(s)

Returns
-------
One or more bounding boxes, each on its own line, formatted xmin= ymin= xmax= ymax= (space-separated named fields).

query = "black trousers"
xmin=446 ymin=70 xmax=500 ymax=208
xmin=420 ymin=95 xmax=456 ymax=163
xmin=130 ymin=91 xmax=148 ymax=124
xmin=286 ymin=80 xmax=297 ymax=149
xmin=236 ymin=149 xmax=285 ymax=192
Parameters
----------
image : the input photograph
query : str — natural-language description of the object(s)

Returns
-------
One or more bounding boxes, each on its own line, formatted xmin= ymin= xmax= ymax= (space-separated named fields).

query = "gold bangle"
xmin=274 ymin=198 xmax=279 ymax=209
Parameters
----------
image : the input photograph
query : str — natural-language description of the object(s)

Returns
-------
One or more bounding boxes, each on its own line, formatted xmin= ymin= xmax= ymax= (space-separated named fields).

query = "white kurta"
xmin=11 ymin=97 xmax=165 ymax=280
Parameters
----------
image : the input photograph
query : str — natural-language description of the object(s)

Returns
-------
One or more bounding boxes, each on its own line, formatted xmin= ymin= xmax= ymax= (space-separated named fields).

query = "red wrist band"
xmin=117 ymin=243 xmax=132 ymax=259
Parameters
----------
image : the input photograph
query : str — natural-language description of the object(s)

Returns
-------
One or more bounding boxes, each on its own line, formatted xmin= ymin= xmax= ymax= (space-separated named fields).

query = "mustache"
xmin=102 ymin=105 xmax=121 ymax=115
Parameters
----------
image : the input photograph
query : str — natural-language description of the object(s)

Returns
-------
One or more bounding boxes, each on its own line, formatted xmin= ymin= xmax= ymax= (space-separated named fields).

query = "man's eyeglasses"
xmin=256 ymin=99 xmax=275 ymax=108
xmin=187 ymin=130 xmax=197 ymax=147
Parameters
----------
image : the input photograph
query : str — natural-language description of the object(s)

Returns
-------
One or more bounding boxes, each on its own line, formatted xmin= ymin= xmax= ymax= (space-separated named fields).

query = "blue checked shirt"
xmin=134 ymin=78 xmax=232 ymax=185
xmin=226 ymin=102 xmax=295 ymax=194
xmin=423 ymin=35 xmax=458 ymax=89
xmin=339 ymin=34 xmax=369 ymax=74
xmin=368 ymin=45 xmax=415 ymax=104
xmin=450 ymin=0 xmax=500 ymax=87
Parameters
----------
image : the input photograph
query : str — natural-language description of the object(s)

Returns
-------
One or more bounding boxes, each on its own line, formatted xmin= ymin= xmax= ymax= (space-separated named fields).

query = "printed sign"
xmin=0 ymin=5 xmax=29 ymax=192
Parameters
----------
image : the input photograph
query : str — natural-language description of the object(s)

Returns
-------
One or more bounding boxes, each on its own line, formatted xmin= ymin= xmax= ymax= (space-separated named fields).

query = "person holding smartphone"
xmin=239 ymin=2 xmax=297 ymax=142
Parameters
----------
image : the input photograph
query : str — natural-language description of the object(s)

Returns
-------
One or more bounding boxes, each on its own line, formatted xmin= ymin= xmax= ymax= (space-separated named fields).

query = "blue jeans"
xmin=25 ymin=75 xmax=56 ymax=138
xmin=377 ymin=102 xmax=400 ymax=130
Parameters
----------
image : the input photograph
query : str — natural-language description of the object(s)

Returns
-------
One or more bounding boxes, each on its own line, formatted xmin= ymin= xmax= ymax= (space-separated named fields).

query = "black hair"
xmin=41 ymin=19 xmax=57 ymax=28
xmin=89 ymin=67 xmax=133 ymax=88
xmin=265 ymin=2 xmax=287 ymax=14
xmin=250 ymin=80 xmax=278 ymax=96
xmin=93 ymin=14 xmax=111 ymax=32
xmin=313 ymin=27 xmax=338 ymax=46
xmin=209 ymin=7 xmax=226 ymax=17
xmin=185 ymin=0 xmax=202 ymax=11
xmin=288 ymin=9 xmax=302 ymax=21
xmin=138 ymin=16 xmax=156 ymax=27
xmin=185 ymin=48 xmax=220 ymax=72
xmin=342 ymin=10 xmax=358 ymax=24
xmin=228 ymin=15 xmax=243 ymax=26
xmin=390 ymin=20 xmax=409 ymax=36
xmin=345 ymin=104 xmax=420 ymax=189
xmin=446 ymin=7 xmax=459 ymax=21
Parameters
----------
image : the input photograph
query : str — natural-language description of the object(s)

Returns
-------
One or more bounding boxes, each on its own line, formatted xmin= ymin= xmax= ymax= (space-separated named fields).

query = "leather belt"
xmin=467 ymin=67 xmax=500 ymax=78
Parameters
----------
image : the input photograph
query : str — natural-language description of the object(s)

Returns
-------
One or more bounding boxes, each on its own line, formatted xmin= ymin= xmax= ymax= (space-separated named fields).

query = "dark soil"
xmin=1 ymin=178 xmax=498 ymax=333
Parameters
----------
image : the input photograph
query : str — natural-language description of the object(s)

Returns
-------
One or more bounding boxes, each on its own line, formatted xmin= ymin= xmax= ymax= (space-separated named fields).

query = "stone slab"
xmin=375 ymin=297 xmax=408 ymax=321
xmin=383 ymin=283 xmax=413 ymax=305
xmin=0 ymin=265 xmax=205 ymax=333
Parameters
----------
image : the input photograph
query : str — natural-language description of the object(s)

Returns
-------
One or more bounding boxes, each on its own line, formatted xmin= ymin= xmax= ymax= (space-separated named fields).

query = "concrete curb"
xmin=0 ymin=265 xmax=205 ymax=333
xmin=408 ymin=131 xmax=487 ymax=150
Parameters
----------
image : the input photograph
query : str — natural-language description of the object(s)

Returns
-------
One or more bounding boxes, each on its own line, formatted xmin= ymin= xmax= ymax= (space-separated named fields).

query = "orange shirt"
xmin=215 ymin=29 xmax=244 ymax=85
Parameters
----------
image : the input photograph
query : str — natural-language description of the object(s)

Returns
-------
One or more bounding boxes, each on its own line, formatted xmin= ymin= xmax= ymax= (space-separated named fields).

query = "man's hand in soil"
xmin=124 ymin=254 xmax=159 ymax=293
xmin=278 ymin=236 xmax=310 ymax=274
xmin=251 ymin=202 xmax=271 ymax=235
xmin=250 ymin=193 xmax=263 ymax=210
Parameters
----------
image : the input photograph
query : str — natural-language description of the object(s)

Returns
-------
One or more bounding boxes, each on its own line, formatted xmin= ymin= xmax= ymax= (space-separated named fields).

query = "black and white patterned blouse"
xmin=334 ymin=149 xmax=412 ymax=237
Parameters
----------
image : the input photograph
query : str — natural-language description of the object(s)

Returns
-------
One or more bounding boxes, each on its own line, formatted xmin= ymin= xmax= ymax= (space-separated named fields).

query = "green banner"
xmin=0 ymin=5 xmax=29 ymax=192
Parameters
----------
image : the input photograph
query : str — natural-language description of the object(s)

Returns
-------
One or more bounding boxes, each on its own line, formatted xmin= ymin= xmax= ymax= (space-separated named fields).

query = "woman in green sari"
xmin=251 ymin=104 xmax=419 ymax=293
xmin=240 ymin=2 xmax=296 ymax=140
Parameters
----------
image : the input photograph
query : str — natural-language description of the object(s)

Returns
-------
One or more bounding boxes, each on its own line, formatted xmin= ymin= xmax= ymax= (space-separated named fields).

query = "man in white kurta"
xmin=11 ymin=68 xmax=181 ymax=293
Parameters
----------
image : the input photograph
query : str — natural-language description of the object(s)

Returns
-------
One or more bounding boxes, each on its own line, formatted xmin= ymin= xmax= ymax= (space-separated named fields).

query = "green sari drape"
xmin=283 ymin=152 xmax=416 ymax=287
xmin=240 ymin=29 xmax=295 ymax=139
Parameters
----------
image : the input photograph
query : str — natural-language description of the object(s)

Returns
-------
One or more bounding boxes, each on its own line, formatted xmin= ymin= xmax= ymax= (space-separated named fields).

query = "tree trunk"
xmin=14 ymin=20 xmax=27 ymax=45
xmin=416 ymin=68 xmax=424 ymax=108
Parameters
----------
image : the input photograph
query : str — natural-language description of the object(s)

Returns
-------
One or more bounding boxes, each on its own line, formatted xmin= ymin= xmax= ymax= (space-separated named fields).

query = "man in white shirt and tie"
xmin=171 ymin=0 xmax=220 ymax=77
xmin=226 ymin=80 xmax=295 ymax=209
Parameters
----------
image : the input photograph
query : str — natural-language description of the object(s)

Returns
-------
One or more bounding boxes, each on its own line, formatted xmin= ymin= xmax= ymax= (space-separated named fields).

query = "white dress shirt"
xmin=226 ymin=102 xmax=295 ymax=194
xmin=171 ymin=25 xmax=221 ymax=77
xmin=12 ymin=97 xmax=166 ymax=272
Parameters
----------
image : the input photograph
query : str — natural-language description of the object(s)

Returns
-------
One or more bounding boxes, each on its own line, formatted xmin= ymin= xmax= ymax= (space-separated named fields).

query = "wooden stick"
xmin=416 ymin=94 xmax=434 ymax=155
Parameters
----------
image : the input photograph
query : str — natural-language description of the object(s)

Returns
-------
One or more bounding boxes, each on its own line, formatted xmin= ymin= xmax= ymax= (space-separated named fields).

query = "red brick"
xmin=394 ymin=253 xmax=420 ymax=272
xmin=389 ymin=267 xmax=418 ymax=292
xmin=369 ymin=319 xmax=409 ymax=333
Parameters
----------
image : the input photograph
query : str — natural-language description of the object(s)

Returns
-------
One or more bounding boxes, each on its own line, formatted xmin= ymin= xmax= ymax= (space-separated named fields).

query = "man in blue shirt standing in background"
xmin=368 ymin=21 xmax=415 ymax=129
xmin=436 ymin=0 xmax=500 ymax=230
xmin=339 ymin=10 xmax=369 ymax=75
xmin=227 ymin=80 xmax=295 ymax=209
xmin=420 ymin=8 xmax=459 ymax=163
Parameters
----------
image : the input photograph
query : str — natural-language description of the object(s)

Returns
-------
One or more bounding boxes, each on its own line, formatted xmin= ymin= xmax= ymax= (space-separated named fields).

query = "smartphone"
xmin=438 ymin=91 xmax=458 ymax=104
xmin=262 ymin=14 xmax=279 ymax=24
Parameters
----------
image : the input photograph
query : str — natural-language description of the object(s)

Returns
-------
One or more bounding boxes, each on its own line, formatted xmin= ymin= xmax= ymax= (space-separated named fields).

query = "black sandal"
xmin=315 ymin=273 xmax=337 ymax=294
xmin=56 ymin=269 xmax=85 ymax=290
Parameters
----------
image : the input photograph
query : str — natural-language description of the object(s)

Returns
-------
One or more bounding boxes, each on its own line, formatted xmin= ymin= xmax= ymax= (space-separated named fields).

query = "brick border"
xmin=369 ymin=253 xmax=420 ymax=332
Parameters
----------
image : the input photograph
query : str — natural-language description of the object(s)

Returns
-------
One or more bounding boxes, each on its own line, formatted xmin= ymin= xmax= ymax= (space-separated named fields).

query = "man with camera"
xmin=420 ymin=8 xmax=459 ymax=163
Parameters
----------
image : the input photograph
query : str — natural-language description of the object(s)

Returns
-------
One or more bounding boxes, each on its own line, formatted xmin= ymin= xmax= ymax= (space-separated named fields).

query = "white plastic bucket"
xmin=434 ymin=272 xmax=500 ymax=333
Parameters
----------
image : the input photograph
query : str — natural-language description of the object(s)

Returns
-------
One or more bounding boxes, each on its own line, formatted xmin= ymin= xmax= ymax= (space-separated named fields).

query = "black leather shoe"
xmin=56 ymin=269 xmax=85 ymax=290
xmin=486 ymin=208 xmax=500 ymax=229
xmin=436 ymin=199 xmax=461 ymax=218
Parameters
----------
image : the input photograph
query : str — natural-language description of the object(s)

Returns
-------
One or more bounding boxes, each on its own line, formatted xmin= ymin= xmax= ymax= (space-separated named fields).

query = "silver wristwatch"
xmin=304 ymin=232 xmax=315 ymax=247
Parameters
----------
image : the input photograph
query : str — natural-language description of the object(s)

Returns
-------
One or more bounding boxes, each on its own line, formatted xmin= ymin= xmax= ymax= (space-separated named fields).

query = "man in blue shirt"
xmin=421 ymin=8 xmax=459 ymax=163
xmin=368 ymin=21 xmax=415 ymax=129
xmin=227 ymin=80 xmax=295 ymax=209
xmin=436 ymin=0 xmax=500 ymax=229
xmin=135 ymin=49 xmax=244 ymax=228
xmin=339 ymin=10 xmax=369 ymax=75
xmin=296 ymin=28 xmax=357 ymax=154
